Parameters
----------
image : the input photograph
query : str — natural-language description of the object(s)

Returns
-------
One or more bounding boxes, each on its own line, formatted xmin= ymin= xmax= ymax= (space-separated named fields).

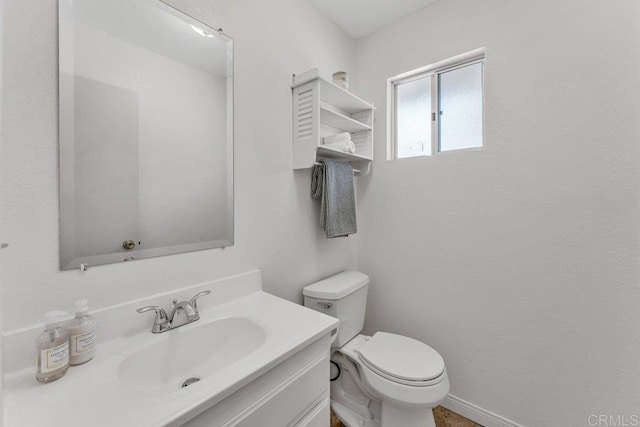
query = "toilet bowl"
xmin=303 ymin=271 xmax=450 ymax=427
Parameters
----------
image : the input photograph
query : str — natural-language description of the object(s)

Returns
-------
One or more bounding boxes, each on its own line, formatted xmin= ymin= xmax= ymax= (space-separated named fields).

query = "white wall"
xmin=355 ymin=0 xmax=640 ymax=425
xmin=0 ymin=0 xmax=358 ymax=331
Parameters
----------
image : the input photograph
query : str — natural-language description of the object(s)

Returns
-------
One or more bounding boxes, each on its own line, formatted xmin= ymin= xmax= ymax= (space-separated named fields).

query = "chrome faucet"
xmin=137 ymin=290 xmax=211 ymax=333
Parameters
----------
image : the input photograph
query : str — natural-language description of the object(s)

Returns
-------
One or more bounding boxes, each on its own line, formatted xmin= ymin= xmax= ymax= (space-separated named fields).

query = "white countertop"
xmin=3 ymin=290 xmax=338 ymax=427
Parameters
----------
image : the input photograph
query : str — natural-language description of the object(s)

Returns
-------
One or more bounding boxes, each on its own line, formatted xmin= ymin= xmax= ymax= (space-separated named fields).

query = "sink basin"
xmin=117 ymin=317 xmax=266 ymax=394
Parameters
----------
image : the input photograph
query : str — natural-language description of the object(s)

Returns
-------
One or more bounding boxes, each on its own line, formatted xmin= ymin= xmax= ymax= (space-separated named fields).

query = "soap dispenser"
xmin=36 ymin=311 xmax=70 ymax=383
xmin=67 ymin=299 xmax=96 ymax=365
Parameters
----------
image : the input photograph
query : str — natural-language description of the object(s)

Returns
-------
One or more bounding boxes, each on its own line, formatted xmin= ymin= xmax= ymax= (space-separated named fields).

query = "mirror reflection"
xmin=59 ymin=0 xmax=233 ymax=270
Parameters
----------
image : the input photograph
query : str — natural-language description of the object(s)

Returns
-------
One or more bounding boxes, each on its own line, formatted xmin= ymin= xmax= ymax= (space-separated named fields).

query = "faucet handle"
xmin=136 ymin=306 xmax=169 ymax=333
xmin=189 ymin=290 xmax=211 ymax=311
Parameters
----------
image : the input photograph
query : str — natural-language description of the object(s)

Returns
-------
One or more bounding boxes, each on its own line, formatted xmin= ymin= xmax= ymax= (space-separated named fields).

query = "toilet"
xmin=303 ymin=270 xmax=450 ymax=427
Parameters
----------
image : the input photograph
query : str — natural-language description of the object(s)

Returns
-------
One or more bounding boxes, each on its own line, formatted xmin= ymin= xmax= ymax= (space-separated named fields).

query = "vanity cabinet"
xmin=292 ymin=68 xmax=375 ymax=174
xmin=181 ymin=335 xmax=331 ymax=427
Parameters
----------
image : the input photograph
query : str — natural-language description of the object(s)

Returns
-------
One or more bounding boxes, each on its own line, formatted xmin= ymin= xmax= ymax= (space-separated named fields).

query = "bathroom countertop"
xmin=3 ymin=290 xmax=338 ymax=427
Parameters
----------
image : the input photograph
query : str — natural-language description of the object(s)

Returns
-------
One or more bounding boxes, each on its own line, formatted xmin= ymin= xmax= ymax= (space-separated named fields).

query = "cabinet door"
xmin=234 ymin=355 xmax=328 ymax=427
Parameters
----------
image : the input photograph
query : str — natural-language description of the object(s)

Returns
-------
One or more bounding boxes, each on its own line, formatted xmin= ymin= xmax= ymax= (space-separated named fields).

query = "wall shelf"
xmin=292 ymin=68 xmax=375 ymax=174
xmin=316 ymin=145 xmax=371 ymax=162
xmin=316 ymin=79 xmax=373 ymax=113
xmin=320 ymin=105 xmax=372 ymax=133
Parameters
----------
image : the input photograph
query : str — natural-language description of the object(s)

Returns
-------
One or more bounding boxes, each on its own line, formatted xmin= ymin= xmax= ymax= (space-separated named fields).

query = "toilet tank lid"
xmin=303 ymin=270 xmax=369 ymax=300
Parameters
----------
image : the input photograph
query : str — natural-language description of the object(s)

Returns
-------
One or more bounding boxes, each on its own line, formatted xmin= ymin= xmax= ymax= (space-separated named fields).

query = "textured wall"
xmin=355 ymin=0 xmax=640 ymax=425
xmin=0 ymin=0 xmax=358 ymax=330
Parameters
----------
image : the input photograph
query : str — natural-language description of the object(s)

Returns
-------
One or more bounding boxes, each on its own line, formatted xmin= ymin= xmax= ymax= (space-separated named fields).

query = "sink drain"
xmin=181 ymin=377 xmax=201 ymax=388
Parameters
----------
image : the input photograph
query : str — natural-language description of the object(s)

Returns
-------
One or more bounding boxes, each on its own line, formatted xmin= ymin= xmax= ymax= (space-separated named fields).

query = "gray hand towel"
xmin=310 ymin=160 xmax=357 ymax=238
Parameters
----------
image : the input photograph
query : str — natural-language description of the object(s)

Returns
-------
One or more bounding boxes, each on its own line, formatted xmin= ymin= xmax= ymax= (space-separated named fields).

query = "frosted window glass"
xmin=396 ymin=77 xmax=431 ymax=158
xmin=438 ymin=62 xmax=483 ymax=151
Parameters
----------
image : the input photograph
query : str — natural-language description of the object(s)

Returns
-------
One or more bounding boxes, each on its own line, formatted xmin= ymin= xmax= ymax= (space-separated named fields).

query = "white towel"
xmin=323 ymin=132 xmax=352 ymax=145
xmin=325 ymin=140 xmax=356 ymax=154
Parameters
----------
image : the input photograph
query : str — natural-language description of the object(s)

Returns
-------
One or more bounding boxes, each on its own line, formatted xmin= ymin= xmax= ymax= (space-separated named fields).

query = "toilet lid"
xmin=357 ymin=332 xmax=445 ymax=382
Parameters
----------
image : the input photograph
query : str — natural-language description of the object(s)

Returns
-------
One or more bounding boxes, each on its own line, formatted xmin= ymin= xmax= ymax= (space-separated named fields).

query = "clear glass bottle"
xmin=67 ymin=300 xmax=96 ymax=366
xmin=36 ymin=311 xmax=70 ymax=383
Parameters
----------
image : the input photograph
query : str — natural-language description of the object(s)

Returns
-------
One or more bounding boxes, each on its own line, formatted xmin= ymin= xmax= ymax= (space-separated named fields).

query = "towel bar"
xmin=313 ymin=162 xmax=360 ymax=175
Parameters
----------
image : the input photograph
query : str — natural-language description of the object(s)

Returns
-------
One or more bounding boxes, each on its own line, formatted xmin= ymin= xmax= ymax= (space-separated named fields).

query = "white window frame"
xmin=387 ymin=48 xmax=485 ymax=160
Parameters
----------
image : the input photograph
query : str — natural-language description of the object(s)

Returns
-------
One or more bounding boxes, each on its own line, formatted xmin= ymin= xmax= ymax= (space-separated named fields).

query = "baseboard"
xmin=442 ymin=394 xmax=524 ymax=427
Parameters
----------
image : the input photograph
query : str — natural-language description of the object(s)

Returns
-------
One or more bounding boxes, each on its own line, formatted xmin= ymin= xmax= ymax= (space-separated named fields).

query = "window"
xmin=389 ymin=50 xmax=484 ymax=159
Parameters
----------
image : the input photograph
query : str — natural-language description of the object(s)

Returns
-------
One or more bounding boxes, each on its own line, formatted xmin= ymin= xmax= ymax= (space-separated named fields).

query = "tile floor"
xmin=330 ymin=406 xmax=482 ymax=427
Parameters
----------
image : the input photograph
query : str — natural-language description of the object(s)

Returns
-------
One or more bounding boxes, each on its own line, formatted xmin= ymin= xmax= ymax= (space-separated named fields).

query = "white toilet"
xmin=303 ymin=270 xmax=450 ymax=427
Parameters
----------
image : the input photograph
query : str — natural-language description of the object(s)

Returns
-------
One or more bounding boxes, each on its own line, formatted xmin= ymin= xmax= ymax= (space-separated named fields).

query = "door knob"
xmin=122 ymin=240 xmax=136 ymax=250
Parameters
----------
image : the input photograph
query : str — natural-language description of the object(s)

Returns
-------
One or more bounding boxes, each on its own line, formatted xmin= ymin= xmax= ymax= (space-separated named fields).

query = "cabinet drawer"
xmin=234 ymin=354 xmax=328 ymax=427
xmin=294 ymin=397 xmax=329 ymax=427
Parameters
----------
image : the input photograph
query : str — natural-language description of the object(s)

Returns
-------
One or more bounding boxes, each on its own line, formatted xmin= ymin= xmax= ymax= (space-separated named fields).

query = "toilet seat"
xmin=334 ymin=333 xmax=450 ymax=409
xmin=356 ymin=332 xmax=445 ymax=387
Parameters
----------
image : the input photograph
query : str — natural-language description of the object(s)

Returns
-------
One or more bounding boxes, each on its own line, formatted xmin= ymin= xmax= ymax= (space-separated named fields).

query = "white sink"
xmin=3 ymin=270 xmax=339 ymax=427
xmin=117 ymin=317 xmax=266 ymax=394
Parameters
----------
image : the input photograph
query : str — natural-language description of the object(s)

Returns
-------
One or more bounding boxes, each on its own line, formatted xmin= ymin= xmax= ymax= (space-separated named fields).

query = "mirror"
xmin=58 ymin=0 xmax=233 ymax=270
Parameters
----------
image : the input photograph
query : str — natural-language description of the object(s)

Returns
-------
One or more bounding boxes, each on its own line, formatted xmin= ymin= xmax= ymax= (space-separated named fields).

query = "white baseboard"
xmin=442 ymin=394 xmax=524 ymax=427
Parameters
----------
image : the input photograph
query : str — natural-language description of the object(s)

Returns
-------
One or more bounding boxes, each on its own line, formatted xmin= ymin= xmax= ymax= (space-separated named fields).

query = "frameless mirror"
xmin=58 ymin=0 xmax=233 ymax=270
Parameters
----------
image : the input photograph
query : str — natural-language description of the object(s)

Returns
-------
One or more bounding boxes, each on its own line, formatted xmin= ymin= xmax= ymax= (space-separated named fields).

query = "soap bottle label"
xmin=40 ymin=341 xmax=69 ymax=373
xmin=70 ymin=329 xmax=96 ymax=356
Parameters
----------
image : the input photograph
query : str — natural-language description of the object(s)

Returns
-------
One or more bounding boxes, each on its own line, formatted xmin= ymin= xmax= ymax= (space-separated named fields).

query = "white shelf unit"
xmin=292 ymin=69 xmax=375 ymax=174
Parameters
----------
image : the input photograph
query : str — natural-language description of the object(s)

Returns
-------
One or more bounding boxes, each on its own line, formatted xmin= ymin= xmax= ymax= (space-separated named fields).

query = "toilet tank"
xmin=303 ymin=270 xmax=369 ymax=348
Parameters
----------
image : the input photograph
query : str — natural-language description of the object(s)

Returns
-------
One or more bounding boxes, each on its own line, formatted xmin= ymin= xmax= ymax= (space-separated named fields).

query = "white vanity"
xmin=2 ymin=270 xmax=338 ymax=426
